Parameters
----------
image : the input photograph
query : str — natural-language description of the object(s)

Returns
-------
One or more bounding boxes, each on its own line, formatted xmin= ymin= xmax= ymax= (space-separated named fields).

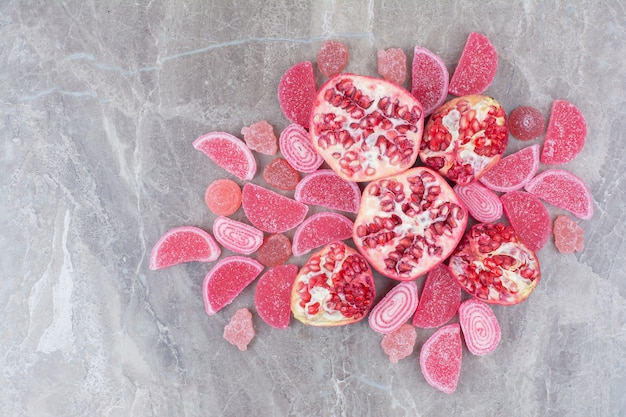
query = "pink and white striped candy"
xmin=368 ymin=281 xmax=419 ymax=334
xmin=458 ymin=298 xmax=501 ymax=356
xmin=212 ymin=216 xmax=264 ymax=255
xmin=279 ymin=123 xmax=324 ymax=173
xmin=454 ymin=181 xmax=503 ymax=223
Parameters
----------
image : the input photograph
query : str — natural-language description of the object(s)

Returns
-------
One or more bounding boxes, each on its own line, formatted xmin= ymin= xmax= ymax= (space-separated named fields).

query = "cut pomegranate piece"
xmin=204 ymin=178 xmax=242 ymax=216
xmin=454 ymin=181 xmax=503 ymax=223
xmin=458 ymin=298 xmax=501 ymax=355
xmin=150 ymin=226 xmax=221 ymax=270
xmin=479 ymin=144 xmax=540 ymax=193
xmin=448 ymin=32 xmax=498 ymax=96
xmin=524 ymin=169 xmax=593 ymax=220
xmin=223 ymin=308 xmax=255 ymax=351
xmin=241 ymin=183 xmax=309 ymax=233
xmin=263 ymin=158 xmax=300 ymax=190
xmin=310 ymin=73 xmax=424 ymax=182
xmin=411 ymin=46 xmax=450 ymax=116
xmin=553 ymin=215 xmax=585 ymax=254
xmin=541 ymin=100 xmax=587 ymax=165
xmin=377 ymin=48 xmax=407 ymax=86
xmin=508 ymin=106 xmax=545 ymax=141
xmin=254 ymin=264 xmax=299 ymax=329
xmin=501 ymin=191 xmax=551 ymax=252
xmin=203 ymin=256 xmax=264 ymax=315
xmin=448 ymin=223 xmax=541 ymax=305
xmin=291 ymin=241 xmax=376 ymax=326
xmin=257 ymin=234 xmax=292 ymax=267
xmin=193 ymin=132 xmax=256 ymax=181
xmin=240 ymin=120 xmax=278 ymax=155
xmin=381 ymin=323 xmax=417 ymax=364
xmin=419 ymin=323 xmax=463 ymax=394
xmin=419 ymin=95 xmax=508 ymax=185
xmin=412 ymin=263 xmax=461 ymax=328
xmin=353 ymin=167 xmax=468 ymax=281
xmin=278 ymin=61 xmax=317 ymax=129
xmin=294 ymin=169 xmax=361 ymax=213
xmin=278 ymin=123 xmax=325 ymax=173
xmin=368 ymin=281 xmax=419 ymax=334
xmin=317 ymin=40 xmax=349 ymax=78
xmin=212 ymin=216 xmax=264 ymax=255
xmin=292 ymin=212 xmax=354 ymax=257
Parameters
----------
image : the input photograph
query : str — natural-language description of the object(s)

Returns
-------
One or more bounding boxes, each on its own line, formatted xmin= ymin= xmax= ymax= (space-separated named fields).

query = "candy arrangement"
xmin=150 ymin=33 xmax=592 ymax=393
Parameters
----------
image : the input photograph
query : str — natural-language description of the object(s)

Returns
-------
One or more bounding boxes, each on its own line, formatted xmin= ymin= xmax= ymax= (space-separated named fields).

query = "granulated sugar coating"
xmin=380 ymin=323 xmax=417 ymax=364
xmin=377 ymin=48 xmax=407 ymax=86
xmin=223 ymin=308 xmax=255 ymax=351
xmin=241 ymin=120 xmax=278 ymax=155
xmin=241 ymin=183 xmax=308 ymax=233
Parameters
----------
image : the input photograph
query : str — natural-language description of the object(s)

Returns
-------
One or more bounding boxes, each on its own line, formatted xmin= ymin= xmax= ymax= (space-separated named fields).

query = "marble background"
xmin=1 ymin=1 xmax=625 ymax=416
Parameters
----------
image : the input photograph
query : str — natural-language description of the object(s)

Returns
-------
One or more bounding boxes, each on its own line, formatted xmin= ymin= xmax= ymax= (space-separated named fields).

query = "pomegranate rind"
xmin=254 ymin=264 xmax=299 ymax=329
xmin=291 ymin=241 xmax=376 ymax=327
xmin=150 ymin=226 xmax=221 ymax=270
xmin=291 ymin=212 xmax=354 ymax=257
xmin=294 ymin=169 xmax=361 ymax=213
xmin=508 ymin=106 xmax=545 ymax=141
xmin=448 ymin=32 xmax=498 ymax=96
xmin=411 ymin=46 xmax=450 ymax=116
xmin=240 ymin=120 xmax=278 ymax=155
xmin=377 ymin=48 xmax=407 ymax=86
xmin=278 ymin=123 xmax=324 ymax=173
xmin=541 ymin=100 xmax=587 ymax=165
xmin=448 ymin=223 xmax=541 ymax=306
xmin=241 ymin=183 xmax=309 ymax=233
xmin=353 ymin=167 xmax=468 ymax=281
xmin=479 ymin=144 xmax=540 ymax=192
xmin=310 ymin=73 xmax=424 ymax=182
xmin=454 ymin=181 xmax=503 ymax=223
xmin=278 ymin=61 xmax=317 ymax=129
xmin=193 ymin=132 xmax=257 ymax=181
xmin=212 ymin=216 xmax=264 ymax=255
xmin=223 ymin=308 xmax=255 ymax=351
xmin=458 ymin=298 xmax=501 ymax=356
xmin=368 ymin=281 xmax=419 ymax=334
xmin=204 ymin=179 xmax=242 ymax=216
xmin=412 ymin=263 xmax=461 ymax=329
xmin=419 ymin=323 xmax=463 ymax=394
xmin=257 ymin=234 xmax=292 ymax=267
xmin=317 ymin=40 xmax=349 ymax=78
xmin=381 ymin=323 xmax=417 ymax=364
xmin=203 ymin=256 xmax=264 ymax=315
xmin=524 ymin=169 xmax=594 ymax=220
xmin=262 ymin=157 xmax=301 ymax=190
xmin=553 ymin=215 xmax=585 ymax=254
xmin=501 ymin=191 xmax=551 ymax=252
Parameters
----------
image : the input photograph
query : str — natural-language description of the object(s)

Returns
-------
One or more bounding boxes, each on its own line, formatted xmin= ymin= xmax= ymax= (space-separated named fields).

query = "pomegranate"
xmin=310 ymin=73 xmax=424 ymax=182
xmin=353 ymin=167 xmax=468 ymax=281
xmin=419 ymin=95 xmax=508 ymax=185
xmin=290 ymin=241 xmax=376 ymax=326
xmin=448 ymin=223 xmax=541 ymax=305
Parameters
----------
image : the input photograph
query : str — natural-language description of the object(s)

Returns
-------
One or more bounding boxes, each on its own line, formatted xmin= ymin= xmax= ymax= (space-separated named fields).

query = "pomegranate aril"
xmin=263 ymin=157 xmax=300 ymax=190
xmin=255 ymin=264 xmax=298 ymax=329
xmin=368 ymin=281 xmax=419 ymax=334
xmin=241 ymin=120 xmax=278 ymax=155
xmin=458 ymin=298 xmax=501 ymax=355
xmin=377 ymin=48 xmax=407 ymax=86
xmin=279 ymin=123 xmax=324 ymax=173
xmin=292 ymin=212 xmax=354 ymax=257
xmin=380 ymin=323 xmax=417 ymax=364
xmin=508 ymin=106 xmax=545 ymax=141
xmin=223 ymin=308 xmax=255 ymax=351
xmin=501 ymin=191 xmax=551 ymax=252
xmin=318 ymin=40 xmax=349 ymax=78
xmin=203 ymin=256 xmax=264 ymax=315
xmin=278 ymin=61 xmax=317 ymax=129
xmin=419 ymin=323 xmax=463 ymax=394
xmin=257 ymin=233 xmax=292 ymax=267
xmin=411 ymin=46 xmax=449 ymax=116
xmin=479 ymin=144 xmax=540 ymax=193
xmin=150 ymin=226 xmax=221 ymax=270
xmin=541 ymin=100 xmax=586 ymax=165
xmin=448 ymin=32 xmax=498 ymax=96
xmin=553 ymin=215 xmax=585 ymax=254
xmin=205 ymin=178 xmax=242 ymax=216
xmin=212 ymin=216 xmax=264 ymax=255
xmin=412 ymin=264 xmax=461 ymax=328
xmin=454 ymin=181 xmax=503 ymax=223
xmin=193 ymin=132 xmax=257 ymax=181
xmin=241 ymin=183 xmax=309 ymax=233
xmin=294 ymin=169 xmax=361 ymax=213
xmin=524 ymin=169 xmax=593 ymax=220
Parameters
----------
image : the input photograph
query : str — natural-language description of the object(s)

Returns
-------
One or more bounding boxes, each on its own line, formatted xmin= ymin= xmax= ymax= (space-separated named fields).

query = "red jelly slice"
xmin=553 ymin=215 xmax=585 ymax=254
xmin=212 ymin=216 xmax=264 ymax=255
xmin=278 ymin=61 xmax=317 ymax=129
xmin=291 ymin=212 xmax=354 ymax=257
xmin=501 ymin=190 xmax=551 ymax=252
xmin=257 ymin=234 xmax=292 ymax=267
xmin=294 ymin=169 xmax=361 ymax=213
xmin=254 ymin=264 xmax=299 ymax=329
xmin=458 ymin=298 xmax=501 ymax=356
xmin=150 ymin=226 xmax=221 ymax=270
xmin=203 ymin=256 xmax=264 ymax=315
xmin=508 ymin=106 xmax=545 ymax=141
xmin=317 ymin=40 xmax=349 ymax=78
xmin=368 ymin=281 xmax=419 ymax=334
xmin=411 ymin=46 xmax=449 ymax=116
xmin=524 ymin=169 xmax=593 ymax=220
xmin=381 ymin=323 xmax=417 ymax=364
xmin=205 ymin=179 xmax=242 ymax=216
xmin=263 ymin=158 xmax=300 ymax=190
xmin=541 ymin=100 xmax=587 ymax=165
xmin=454 ymin=181 xmax=503 ymax=223
xmin=412 ymin=264 xmax=461 ymax=328
xmin=223 ymin=308 xmax=255 ymax=351
xmin=241 ymin=120 xmax=278 ymax=155
xmin=279 ymin=123 xmax=324 ymax=173
xmin=479 ymin=144 xmax=540 ymax=193
xmin=377 ymin=48 xmax=407 ymax=86
xmin=419 ymin=323 xmax=463 ymax=394
xmin=449 ymin=32 xmax=498 ymax=96
xmin=241 ymin=183 xmax=309 ymax=233
xmin=193 ymin=132 xmax=256 ymax=181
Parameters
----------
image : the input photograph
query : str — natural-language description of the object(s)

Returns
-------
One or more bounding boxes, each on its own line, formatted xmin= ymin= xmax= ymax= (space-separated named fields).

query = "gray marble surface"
xmin=1 ymin=1 xmax=625 ymax=416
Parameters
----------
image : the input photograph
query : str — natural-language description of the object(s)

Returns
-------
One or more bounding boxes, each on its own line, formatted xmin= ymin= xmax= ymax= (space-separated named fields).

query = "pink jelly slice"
xmin=279 ymin=123 xmax=324 ymax=173
xmin=479 ymin=144 xmax=540 ymax=192
xmin=241 ymin=183 xmax=309 ymax=233
xmin=377 ymin=48 xmax=407 ymax=86
xmin=553 ymin=215 xmax=585 ymax=254
xmin=449 ymin=32 xmax=498 ymax=96
xmin=263 ymin=158 xmax=300 ymax=190
xmin=294 ymin=169 xmax=361 ymax=213
xmin=381 ymin=323 xmax=417 ymax=364
xmin=508 ymin=106 xmax=545 ymax=141
xmin=420 ymin=323 xmax=463 ymax=394
xmin=278 ymin=61 xmax=317 ymax=129
xmin=150 ymin=226 xmax=221 ymax=270
xmin=368 ymin=281 xmax=419 ymax=334
xmin=240 ymin=120 xmax=278 ymax=155
xmin=501 ymin=190 xmax=551 ymax=252
xmin=454 ymin=181 xmax=503 ymax=223
xmin=193 ymin=132 xmax=257 ymax=181
xmin=212 ymin=216 xmax=264 ymax=255
xmin=411 ymin=46 xmax=450 ymax=116
xmin=458 ymin=298 xmax=501 ymax=356
xmin=541 ymin=100 xmax=587 ymax=165
xmin=205 ymin=179 xmax=242 ymax=216
xmin=257 ymin=234 xmax=292 ymax=267
xmin=524 ymin=169 xmax=593 ymax=220
xmin=223 ymin=308 xmax=255 ymax=351
xmin=291 ymin=212 xmax=354 ymax=257
xmin=254 ymin=264 xmax=299 ymax=329
xmin=317 ymin=40 xmax=349 ymax=78
xmin=203 ymin=256 xmax=264 ymax=315
xmin=412 ymin=263 xmax=461 ymax=328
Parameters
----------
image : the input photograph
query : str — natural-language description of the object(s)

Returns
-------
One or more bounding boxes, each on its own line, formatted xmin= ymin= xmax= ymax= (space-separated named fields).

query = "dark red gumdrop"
xmin=508 ymin=106 xmax=545 ymax=141
xmin=257 ymin=234 xmax=292 ymax=267
xmin=263 ymin=158 xmax=300 ymax=190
